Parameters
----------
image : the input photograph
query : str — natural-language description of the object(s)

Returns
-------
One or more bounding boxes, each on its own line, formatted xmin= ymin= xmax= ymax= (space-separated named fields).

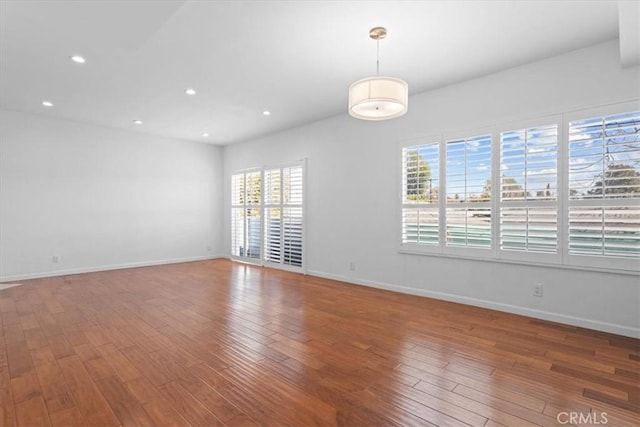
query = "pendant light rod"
xmin=376 ymin=38 xmax=380 ymax=76
xmin=370 ymin=26 xmax=386 ymax=76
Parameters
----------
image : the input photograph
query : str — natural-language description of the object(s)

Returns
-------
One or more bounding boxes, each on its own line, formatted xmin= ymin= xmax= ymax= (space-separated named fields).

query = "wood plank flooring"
xmin=0 ymin=259 xmax=638 ymax=426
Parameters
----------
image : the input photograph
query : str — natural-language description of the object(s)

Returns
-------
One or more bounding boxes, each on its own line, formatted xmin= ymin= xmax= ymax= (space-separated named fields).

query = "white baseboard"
xmin=307 ymin=269 xmax=640 ymax=339
xmin=0 ymin=255 xmax=226 ymax=282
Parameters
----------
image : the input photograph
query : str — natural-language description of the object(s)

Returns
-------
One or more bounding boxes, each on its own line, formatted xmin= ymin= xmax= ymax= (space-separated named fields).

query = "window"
xmin=231 ymin=171 xmax=261 ymax=260
xmin=500 ymin=124 xmax=558 ymax=255
xmin=399 ymin=101 xmax=639 ymax=273
xmin=263 ymin=168 xmax=281 ymax=263
xmin=231 ymin=174 xmax=245 ymax=258
xmin=568 ymin=110 xmax=640 ymax=262
xmin=231 ymin=162 xmax=304 ymax=270
xmin=402 ymin=142 xmax=439 ymax=246
xmin=445 ymin=134 xmax=492 ymax=249
xmin=264 ymin=166 xmax=304 ymax=267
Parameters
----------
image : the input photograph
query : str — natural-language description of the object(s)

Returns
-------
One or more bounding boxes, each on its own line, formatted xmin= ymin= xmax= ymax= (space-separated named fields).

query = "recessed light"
xmin=201 ymin=133 xmax=209 ymax=137
xmin=133 ymin=120 xmax=143 ymax=125
xmin=263 ymin=110 xmax=271 ymax=116
xmin=42 ymin=101 xmax=53 ymax=107
xmin=70 ymin=55 xmax=86 ymax=64
xmin=185 ymin=88 xmax=196 ymax=95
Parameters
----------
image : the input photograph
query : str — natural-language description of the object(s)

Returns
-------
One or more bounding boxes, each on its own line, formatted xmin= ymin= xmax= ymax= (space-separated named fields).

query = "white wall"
xmin=223 ymin=40 xmax=640 ymax=337
xmin=0 ymin=109 xmax=223 ymax=280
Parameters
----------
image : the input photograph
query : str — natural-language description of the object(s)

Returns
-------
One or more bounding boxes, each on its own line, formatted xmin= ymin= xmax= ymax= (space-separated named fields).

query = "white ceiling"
xmin=0 ymin=1 xmax=623 ymax=145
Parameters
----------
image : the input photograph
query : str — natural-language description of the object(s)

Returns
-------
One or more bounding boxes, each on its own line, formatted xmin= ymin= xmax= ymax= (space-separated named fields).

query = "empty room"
xmin=1 ymin=1 xmax=639 ymax=426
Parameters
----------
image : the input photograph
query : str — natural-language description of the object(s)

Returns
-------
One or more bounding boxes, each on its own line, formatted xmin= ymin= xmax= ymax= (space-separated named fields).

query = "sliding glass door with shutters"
xmin=231 ymin=161 xmax=304 ymax=271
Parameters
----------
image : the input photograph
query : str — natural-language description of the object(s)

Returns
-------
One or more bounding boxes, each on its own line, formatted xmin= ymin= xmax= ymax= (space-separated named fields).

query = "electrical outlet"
xmin=207 ymin=245 xmax=212 ymax=252
xmin=349 ymin=262 xmax=356 ymax=271
xmin=52 ymin=255 xmax=60 ymax=263
xmin=533 ymin=283 xmax=543 ymax=297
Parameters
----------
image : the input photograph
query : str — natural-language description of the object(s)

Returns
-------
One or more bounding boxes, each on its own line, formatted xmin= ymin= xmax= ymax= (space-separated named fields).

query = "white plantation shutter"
xmin=282 ymin=166 xmax=303 ymax=266
xmin=398 ymin=102 xmax=638 ymax=272
xmin=283 ymin=206 xmax=303 ymax=266
xmin=264 ymin=207 xmax=282 ymax=263
xmin=264 ymin=166 xmax=303 ymax=267
xmin=230 ymin=170 xmax=262 ymax=260
xmin=569 ymin=111 xmax=640 ymax=199
xmin=568 ymin=110 xmax=640 ymax=262
xmin=500 ymin=207 xmax=558 ymax=253
xmin=445 ymin=134 xmax=492 ymax=249
xmin=500 ymin=124 xmax=558 ymax=255
xmin=264 ymin=169 xmax=281 ymax=205
xmin=231 ymin=174 xmax=245 ymax=257
xmin=284 ymin=166 xmax=303 ymax=205
xmin=245 ymin=207 xmax=261 ymax=259
xmin=401 ymin=208 xmax=439 ymax=244
xmin=401 ymin=143 xmax=439 ymax=247
xmin=245 ymin=172 xmax=262 ymax=259
xmin=263 ymin=169 xmax=282 ymax=263
xmin=568 ymin=207 xmax=640 ymax=258
xmin=232 ymin=162 xmax=304 ymax=270
xmin=231 ymin=174 xmax=244 ymax=206
xmin=246 ymin=171 xmax=261 ymax=206
xmin=231 ymin=207 xmax=245 ymax=257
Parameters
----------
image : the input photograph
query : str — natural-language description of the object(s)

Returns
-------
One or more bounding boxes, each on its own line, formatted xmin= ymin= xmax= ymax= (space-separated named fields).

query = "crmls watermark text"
xmin=557 ymin=412 xmax=608 ymax=425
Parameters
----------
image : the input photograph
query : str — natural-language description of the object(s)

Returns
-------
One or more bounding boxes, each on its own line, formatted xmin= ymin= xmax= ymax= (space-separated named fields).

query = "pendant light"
xmin=348 ymin=27 xmax=408 ymax=121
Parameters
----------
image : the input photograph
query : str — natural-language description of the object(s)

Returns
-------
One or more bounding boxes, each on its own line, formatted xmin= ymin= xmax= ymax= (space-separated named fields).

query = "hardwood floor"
xmin=0 ymin=259 xmax=638 ymax=426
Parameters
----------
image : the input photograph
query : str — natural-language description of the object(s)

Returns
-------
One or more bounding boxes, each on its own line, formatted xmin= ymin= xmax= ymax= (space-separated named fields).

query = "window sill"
xmin=398 ymin=248 xmax=639 ymax=276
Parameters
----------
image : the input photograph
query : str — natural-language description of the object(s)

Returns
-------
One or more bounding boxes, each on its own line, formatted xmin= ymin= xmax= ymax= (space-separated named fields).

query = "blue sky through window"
xmin=446 ymin=135 xmax=491 ymax=201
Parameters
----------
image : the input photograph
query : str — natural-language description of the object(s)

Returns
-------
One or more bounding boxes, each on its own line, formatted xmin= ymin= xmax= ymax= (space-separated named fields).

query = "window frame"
xmin=231 ymin=167 xmax=262 ymax=262
xmin=231 ymin=159 xmax=306 ymax=273
xmin=496 ymin=115 xmax=563 ymax=265
xmin=399 ymin=136 xmax=442 ymax=255
xmin=398 ymin=101 xmax=640 ymax=275
xmin=564 ymin=102 xmax=639 ymax=273
xmin=442 ymin=127 xmax=495 ymax=259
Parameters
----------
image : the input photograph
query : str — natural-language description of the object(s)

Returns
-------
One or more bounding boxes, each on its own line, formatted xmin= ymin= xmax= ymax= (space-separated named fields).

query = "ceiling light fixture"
xmin=201 ymin=132 xmax=209 ymax=137
xmin=70 ymin=55 xmax=86 ymax=64
xmin=42 ymin=101 xmax=53 ymax=107
xmin=262 ymin=110 xmax=271 ymax=116
xmin=185 ymin=88 xmax=196 ymax=95
xmin=348 ymin=27 xmax=408 ymax=121
xmin=133 ymin=120 xmax=143 ymax=125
